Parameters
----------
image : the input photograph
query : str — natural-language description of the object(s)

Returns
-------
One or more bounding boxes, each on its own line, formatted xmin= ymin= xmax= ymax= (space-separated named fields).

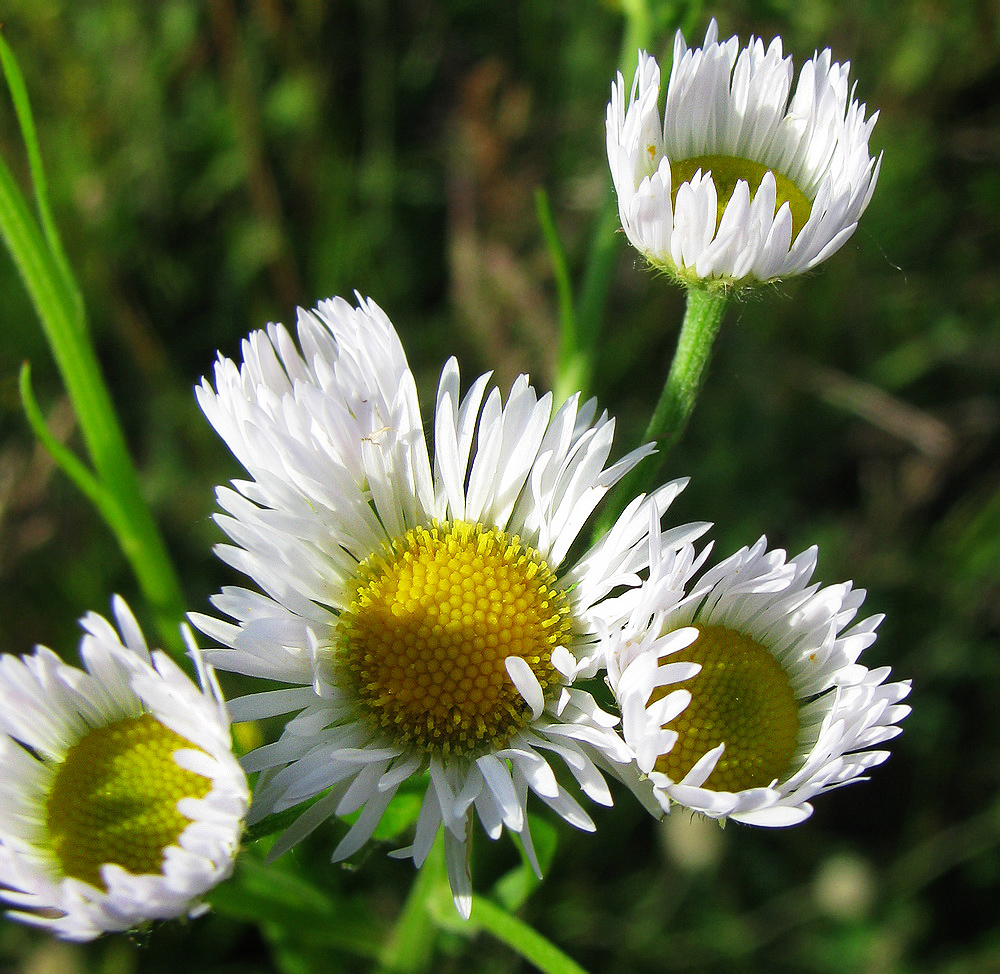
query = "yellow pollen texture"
xmin=653 ymin=624 xmax=800 ymax=792
xmin=337 ymin=521 xmax=573 ymax=755
xmin=670 ymin=154 xmax=813 ymax=241
xmin=45 ymin=713 xmax=212 ymax=890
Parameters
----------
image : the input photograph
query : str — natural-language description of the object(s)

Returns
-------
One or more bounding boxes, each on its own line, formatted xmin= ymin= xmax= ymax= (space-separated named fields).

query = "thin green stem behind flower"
xmin=596 ymin=287 xmax=729 ymax=538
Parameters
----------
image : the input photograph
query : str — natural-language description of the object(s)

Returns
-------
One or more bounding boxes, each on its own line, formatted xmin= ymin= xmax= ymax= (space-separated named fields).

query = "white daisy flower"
xmin=606 ymin=20 xmax=881 ymax=288
xmin=0 ymin=598 xmax=249 ymax=942
xmin=193 ymin=294 xmax=707 ymax=916
xmin=606 ymin=537 xmax=911 ymax=826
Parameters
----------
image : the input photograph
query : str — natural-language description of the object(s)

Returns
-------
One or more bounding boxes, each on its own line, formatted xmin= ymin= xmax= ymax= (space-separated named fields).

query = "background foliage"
xmin=0 ymin=0 xmax=998 ymax=971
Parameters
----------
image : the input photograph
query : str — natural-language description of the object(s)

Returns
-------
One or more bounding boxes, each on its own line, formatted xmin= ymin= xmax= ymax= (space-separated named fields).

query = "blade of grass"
xmin=0 ymin=31 xmax=82 ymax=325
xmin=468 ymin=898 xmax=590 ymax=974
xmin=536 ymin=188 xmax=585 ymax=404
xmin=0 ymin=37 xmax=187 ymax=653
xmin=429 ymin=888 xmax=590 ymax=974
xmin=19 ymin=362 xmax=131 ymax=541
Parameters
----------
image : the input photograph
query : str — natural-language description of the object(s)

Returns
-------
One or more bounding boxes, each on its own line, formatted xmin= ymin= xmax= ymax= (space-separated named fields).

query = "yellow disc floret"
xmin=45 ymin=713 xmax=212 ymax=890
xmin=654 ymin=624 xmax=800 ymax=792
xmin=670 ymin=154 xmax=813 ymax=241
xmin=337 ymin=521 xmax=573 ymax=756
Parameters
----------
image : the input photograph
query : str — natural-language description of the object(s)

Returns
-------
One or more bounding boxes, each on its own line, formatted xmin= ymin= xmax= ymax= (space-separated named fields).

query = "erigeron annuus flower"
xmin=193 ymin=294 xmax=707 ymax=916
xmin=606 ymin=537 xmax=911 ymax=826
xmin=0 ymin=599 xmax=249 ymax=942
xmin=606 ymin=20 xmax=881 ymax=288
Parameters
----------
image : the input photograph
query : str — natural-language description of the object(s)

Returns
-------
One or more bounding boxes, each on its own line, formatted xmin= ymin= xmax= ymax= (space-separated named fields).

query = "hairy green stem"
xmin=597 ymin=287 xmax=729 ymax=535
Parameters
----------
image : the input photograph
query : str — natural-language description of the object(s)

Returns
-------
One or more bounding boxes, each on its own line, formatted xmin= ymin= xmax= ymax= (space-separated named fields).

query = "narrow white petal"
xmin=505 ymin=657 xmax=544 ymax=720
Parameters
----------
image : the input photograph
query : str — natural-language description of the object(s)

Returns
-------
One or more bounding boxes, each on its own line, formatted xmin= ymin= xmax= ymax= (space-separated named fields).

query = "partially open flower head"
xmin=606 ymin=20 xmax=881 ymax=290
xmin=0 ymin=599 xmax=249 ymax=941
xmin=606 ymin=538 xmax=910 ymax=826
xmin=194 ymin=294 xmax=707 ymax=916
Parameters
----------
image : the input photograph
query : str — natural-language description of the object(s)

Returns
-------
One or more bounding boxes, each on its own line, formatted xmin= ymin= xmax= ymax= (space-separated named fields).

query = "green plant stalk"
xmin=19 ymin=362 xmax=132 ymax=538
xmin=544 ymin=2 xmax=652 ymax=406
xmin=560 ymin=197 xmax=621 ymax=404
xmin=620 ymin=0 xmax=652 ymax=68
xmin=467 ymin=898 xmax=590 ymax=974
xmin=387 ymin=837 xmax=589 ymax=974
xmin=596 ymin=286 xmax=729 ymax=536
xmin=536 ymin=188 xmax=581 ymax=406
xmin=427 ymin=882 xmax=590 ymax=974
xmin=0 ymin=40 xmax=187 ymax=654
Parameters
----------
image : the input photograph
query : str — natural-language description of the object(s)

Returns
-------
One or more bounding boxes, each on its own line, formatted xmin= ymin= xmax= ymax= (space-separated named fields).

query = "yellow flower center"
xmin=45 ymin=713 xmax=212 ymax=890
xmin=337 ymin=521 xmax=573 ymax=756
xmin=671 ymin=154 xmax=812 ymax=241
xmin=653 ymin=625 xmax=800 ymax=792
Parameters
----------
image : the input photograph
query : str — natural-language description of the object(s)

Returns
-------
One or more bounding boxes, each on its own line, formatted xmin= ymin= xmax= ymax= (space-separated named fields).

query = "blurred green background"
xmin=0 ymin=0 xmax=998 ymax=971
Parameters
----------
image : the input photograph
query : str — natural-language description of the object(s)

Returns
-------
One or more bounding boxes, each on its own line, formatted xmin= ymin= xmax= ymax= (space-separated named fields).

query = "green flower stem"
xmin=464 ymin=899 xmax=589 ymax=974
xmin=425 ymin=880 xmax=590 ymax=974
xmin=0 ymin=35 xmax=186 ymax=654
xmin=536 ymin=188 xmax=581 ymax=405
xmin=620 ymin=0 xmax=652 ymax=65
xmin=541 ymin=183 xmax=623 ymax=409
xmin=596 ymin=286 xmax=730 ymax=537
xmin=385 ymin=839 xmax=589 ymax=974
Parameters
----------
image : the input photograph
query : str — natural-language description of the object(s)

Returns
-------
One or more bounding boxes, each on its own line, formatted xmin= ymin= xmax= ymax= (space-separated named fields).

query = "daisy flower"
xmin=0 ymin=598 xmax=249 ymax=942
xmin=606 ymin=537 xmax=911 ymax=826
xmin=193 ymin=294 xmax=706 ymax=915
xmin=606 ymin=20 xmax=881 ymax=288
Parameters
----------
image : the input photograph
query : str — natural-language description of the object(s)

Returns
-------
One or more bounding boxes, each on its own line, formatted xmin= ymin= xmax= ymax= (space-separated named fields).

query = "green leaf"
xmin=242 ymin=793 xmax=330 ymax=846
xmin=536 ymin=188 xmax=582 ymax=404
xmin=0 ymin=31 xmax=188 ymax=654
xmin=0 ymin=29 xmax=83 ymax=329
xmin=0 ymin=148 xmax=78 ymax=346
xmin=19 ymin=361 xmax=131 ymax=544
xmin=428 ymin=891 xmax=590 ymax=974
xmin=372 ymin=789 xmax=424 ymax=841
xmin=208 ymin=855 xmax=386 ymax=960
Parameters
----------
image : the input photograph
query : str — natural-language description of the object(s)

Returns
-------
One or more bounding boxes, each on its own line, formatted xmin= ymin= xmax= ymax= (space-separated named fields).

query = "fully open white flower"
xmin=606 ymin=537 xmax=910 ymax=826
xmin=194 ymin=294 xmax=706 ymax=916
xmin=606 ymin=20 xmax=881 ymax=288
xmin=0 ymin=599 xmax=248 ymax=941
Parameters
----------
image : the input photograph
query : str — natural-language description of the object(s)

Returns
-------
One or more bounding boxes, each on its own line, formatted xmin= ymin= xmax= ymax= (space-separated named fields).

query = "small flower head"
xmin=194 ymin=294 xmax=706 ymax=915
xmin=606 ymin=20 xmax=881 ymax=290
xmin=607 ymin=538 xmax=910 ymax=826
xmin=0 ymin=599 xmax=249 ymax=941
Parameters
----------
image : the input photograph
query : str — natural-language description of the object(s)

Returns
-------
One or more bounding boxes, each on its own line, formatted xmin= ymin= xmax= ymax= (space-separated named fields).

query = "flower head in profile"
xmin=194 ymin=295 xmax=706 ymax=916
xmin=606 ymin=538 xmax=910 ymax=826
xmin=606 ymin=20 xmax=881 ymax=289
xmin=0 ymin=599 xmax=249 ymax=942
